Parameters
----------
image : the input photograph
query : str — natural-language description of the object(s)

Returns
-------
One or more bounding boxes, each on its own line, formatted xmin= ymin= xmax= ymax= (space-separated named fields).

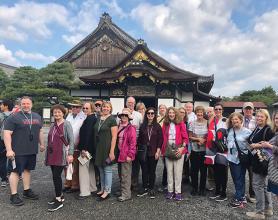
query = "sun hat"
xmin=68 ymin=100 xmax=82 ymax=107
xmin=118 ymin=108 xmax=133 ymax=120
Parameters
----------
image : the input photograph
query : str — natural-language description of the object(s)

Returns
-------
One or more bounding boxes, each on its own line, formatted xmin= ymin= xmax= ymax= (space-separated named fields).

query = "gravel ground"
xmin=0 ymin=127 xmax=277 ymax=220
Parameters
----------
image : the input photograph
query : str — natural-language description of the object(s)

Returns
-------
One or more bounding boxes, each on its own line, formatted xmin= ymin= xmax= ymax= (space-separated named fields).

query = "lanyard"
xmin=98 ymin=115 xmax=110 ymax=132
xmin=51 ymin=126 xmax=58 ymax=143
xmin=147 ymin=125 xmax=153 ymax=142
xmin=22 ymin=111 xmax=32 ymax=132
xmin=244 ymin=117 xmax=250 ymax=128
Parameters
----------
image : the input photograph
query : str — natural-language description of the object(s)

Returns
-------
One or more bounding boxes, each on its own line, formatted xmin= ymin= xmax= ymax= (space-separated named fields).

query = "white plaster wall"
xmin=181 ymin=92 xmax=193 ymax=102
xmin=194 ymin=101 xmax=210 ymax=109
xmin=158 ymin=98 xmax=174 ymax=108
xmin=110 ymin=98 xmax=125 ymax=115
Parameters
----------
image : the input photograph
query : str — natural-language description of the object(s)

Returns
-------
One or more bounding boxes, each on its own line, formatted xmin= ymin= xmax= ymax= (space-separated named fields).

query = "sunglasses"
xmin=95 ymin=104 xmax=101 ymax=107
xmin=214 ymin=108 xmax=223 ymax=111
xmin=120 ymin=114 xmax=129 ymax=117
xmin=147 ymin=112 xmax=155 ymax=115
xmin=83 ymin=107 xmax=89 ymax=110
xmin=180 ymin=111 xmax=185 ymax=114
xmin=72 ymin=106 xmax=81 ymax=109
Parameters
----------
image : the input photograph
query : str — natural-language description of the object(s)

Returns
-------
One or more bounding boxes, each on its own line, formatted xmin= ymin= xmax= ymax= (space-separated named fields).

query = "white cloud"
xmin=62 ymin=0 xmax=127 ymax=45
xmin=0 ymin=0 xmax=127 ymax=46
xmin=0 ymin=44 xmax=21 ymax=66
xmin=131 ymin=0 xmax=278 ymax=97
xmin=62 ymin=0 xmax=101 ymax=45
xmin=0 ymin=1 xmax=69 ymax=41
xmin=15 ymin=50 xmax=56 ymax=64
xmin=62 ymin=34 xmax=86 ymax=46
xmin=102 ymin=0 xmax=128 ymax=18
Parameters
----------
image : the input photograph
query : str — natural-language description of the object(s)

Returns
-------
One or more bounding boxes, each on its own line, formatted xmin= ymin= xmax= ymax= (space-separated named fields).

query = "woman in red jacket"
xmin=161 ymin=107 xmax=189 ymax=201
xmin=117 ymin=108 xmax=137 ymax=202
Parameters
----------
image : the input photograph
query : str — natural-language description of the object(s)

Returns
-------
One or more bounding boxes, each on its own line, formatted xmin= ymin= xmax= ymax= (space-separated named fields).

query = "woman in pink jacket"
xmin=162 ymin=107 xmax=189 ymax=201
xmin=117 ymin=108 xmax=136 ymax=202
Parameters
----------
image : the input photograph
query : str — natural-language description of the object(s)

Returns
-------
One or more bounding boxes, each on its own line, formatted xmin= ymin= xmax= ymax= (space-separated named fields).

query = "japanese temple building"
xmin=57 ymin=13 xmax=220 ymax=114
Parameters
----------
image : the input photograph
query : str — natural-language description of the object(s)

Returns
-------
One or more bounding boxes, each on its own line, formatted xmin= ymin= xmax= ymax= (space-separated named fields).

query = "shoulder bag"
xmin=164 ymin=125 xmax=183 ymax=160
xmin=233 ymin=129 xmax=251 ymax=167
xmin=251 ymin=126 xmax=270 ymax=176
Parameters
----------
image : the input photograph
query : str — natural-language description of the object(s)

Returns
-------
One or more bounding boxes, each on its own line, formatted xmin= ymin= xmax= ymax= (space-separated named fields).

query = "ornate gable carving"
xmin=96 ymin=35 xmax=114 ymax=51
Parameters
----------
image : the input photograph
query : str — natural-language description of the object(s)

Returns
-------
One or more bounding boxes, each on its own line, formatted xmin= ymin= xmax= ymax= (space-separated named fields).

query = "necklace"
xmin=147 ymin=125 xmax=153 ymax=144
xmin=98 ymin=114 xmax=110 ymax=132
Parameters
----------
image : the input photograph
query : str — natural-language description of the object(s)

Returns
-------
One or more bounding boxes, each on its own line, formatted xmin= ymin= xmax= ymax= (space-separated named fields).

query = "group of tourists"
xmin=0 ymin=96 xmax=277 ymax=219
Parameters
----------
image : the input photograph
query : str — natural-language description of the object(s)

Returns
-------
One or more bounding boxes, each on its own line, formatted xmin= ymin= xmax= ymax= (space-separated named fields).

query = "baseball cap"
xmin=243 ymin=102 xmax=254 ymax=110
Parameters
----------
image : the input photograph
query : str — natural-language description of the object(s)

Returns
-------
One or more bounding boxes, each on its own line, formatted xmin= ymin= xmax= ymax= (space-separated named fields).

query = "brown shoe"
xmin=246 ymin=212 xmax=265 ymax=219
xmin=264 ymin=208 xmax=273 ymax=217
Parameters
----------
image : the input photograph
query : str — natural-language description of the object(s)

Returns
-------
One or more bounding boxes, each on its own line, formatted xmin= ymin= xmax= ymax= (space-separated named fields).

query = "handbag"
xmin=250 ymin=126 xmax=270 ymax=175
xmin=252 ymin=150 xmax=269 ymax=175
xmin=165 ymin=143 xmax=182 ymax=160
xmin=164 ymin=125 xmax=183 ymax=160
xmin=233 ymin=129 xmax=251 ymax=167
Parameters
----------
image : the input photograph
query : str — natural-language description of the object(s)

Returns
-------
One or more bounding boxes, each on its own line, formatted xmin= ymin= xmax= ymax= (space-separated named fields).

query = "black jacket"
xmin=78 ymin=114 xmax=97 ymax=155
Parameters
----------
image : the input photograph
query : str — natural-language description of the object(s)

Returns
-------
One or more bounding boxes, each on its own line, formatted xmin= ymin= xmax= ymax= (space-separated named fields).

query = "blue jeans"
xmin=98 ymin=165 xmax=113 ymax=193
xmin=230 ymin=162 xmax=247 ymax=200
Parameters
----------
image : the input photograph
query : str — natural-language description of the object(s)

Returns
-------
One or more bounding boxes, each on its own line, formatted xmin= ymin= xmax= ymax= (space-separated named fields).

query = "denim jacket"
xmin=227 ymin=127 xmax=251 ymax=164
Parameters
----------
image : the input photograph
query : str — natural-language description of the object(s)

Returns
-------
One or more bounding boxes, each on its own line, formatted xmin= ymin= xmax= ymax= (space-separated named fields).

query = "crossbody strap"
xmin=117 ymin=124 xmax=128 ymax=137
xmin=55 ymin=123 xmax=69 ymax=146
xmin=233 ymin=129 xmax=243 ymax=155
xmin=158 ymin=116 xmax=165 ymax=124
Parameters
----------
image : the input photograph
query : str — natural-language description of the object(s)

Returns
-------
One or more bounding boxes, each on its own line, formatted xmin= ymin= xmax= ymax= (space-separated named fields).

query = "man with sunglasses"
xmin=94 ymin=100 xmax=103 ymax=117
xmin=64 ymin=100 xmax=86 ymax=193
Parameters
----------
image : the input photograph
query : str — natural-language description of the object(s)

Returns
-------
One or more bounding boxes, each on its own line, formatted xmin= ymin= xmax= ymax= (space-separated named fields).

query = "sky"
xmin=1 ymin=0 xmax=278 ymax=97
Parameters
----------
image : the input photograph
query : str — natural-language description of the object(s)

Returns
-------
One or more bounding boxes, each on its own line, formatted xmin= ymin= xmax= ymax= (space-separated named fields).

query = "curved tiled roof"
xmin=57 ymin=13 xmax=137 ymax=62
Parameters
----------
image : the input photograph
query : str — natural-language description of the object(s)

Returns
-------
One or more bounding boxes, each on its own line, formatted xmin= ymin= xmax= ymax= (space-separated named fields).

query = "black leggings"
xmin=51 ymin=166 xmax=64 ymax=197
xmin=139 ymin=156 xmax=158 ymax=190
xmin=213 ymin=163 xmax=228 ymax=196
xmin=190 ymin=151 xmax=207 ymax=191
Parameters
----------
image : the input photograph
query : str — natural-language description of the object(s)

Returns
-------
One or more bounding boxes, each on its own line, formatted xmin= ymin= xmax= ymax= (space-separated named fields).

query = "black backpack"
xmin=213 ymin=127 xmax=228 ymax=153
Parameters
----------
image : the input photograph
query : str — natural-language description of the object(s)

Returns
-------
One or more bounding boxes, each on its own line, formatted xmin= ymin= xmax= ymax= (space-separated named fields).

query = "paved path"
xmin=0 ymin=127 xmax=277 ymax=220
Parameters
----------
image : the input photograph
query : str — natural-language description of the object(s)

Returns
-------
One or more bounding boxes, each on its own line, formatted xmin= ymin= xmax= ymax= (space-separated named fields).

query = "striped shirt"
xmin=268 ymin=144 xmax=278 ymax=184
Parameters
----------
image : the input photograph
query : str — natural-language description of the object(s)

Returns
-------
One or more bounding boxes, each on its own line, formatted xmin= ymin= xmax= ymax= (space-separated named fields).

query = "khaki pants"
xmin=64 ymin=151 xmax=79 ymax=189
xmin=120 ymin=162 xmax=132 ymax=199
xmin=79 ymin=160 xmax=97 ymax=196
xmin=166 ymin=155 xmax=185 ymax=194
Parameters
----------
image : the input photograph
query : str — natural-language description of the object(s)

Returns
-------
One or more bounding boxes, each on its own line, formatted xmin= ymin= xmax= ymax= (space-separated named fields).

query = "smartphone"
xmin=11 ymin=158 xmax=16 ymax=169
xmin=105 ymin=157 xmax=112 ymax=165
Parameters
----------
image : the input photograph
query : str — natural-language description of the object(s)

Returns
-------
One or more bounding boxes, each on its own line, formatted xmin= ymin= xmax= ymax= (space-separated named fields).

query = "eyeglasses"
xmin=83 ymin=107 xmax=89 ymax=110
xmin=214 ymin=108 xmax=223 ymax=111
xmin=147 ymin=112 xmax=155 ymax=115
xmin=95 ymin=104 xmax=101 ymax=107
xmin=120 ymin=114 xmax=129 ymax=118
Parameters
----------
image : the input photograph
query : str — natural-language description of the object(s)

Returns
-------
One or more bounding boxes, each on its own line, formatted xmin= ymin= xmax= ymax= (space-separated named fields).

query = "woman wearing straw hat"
xmin=117 ymin=108 xmax=136 ymax=202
